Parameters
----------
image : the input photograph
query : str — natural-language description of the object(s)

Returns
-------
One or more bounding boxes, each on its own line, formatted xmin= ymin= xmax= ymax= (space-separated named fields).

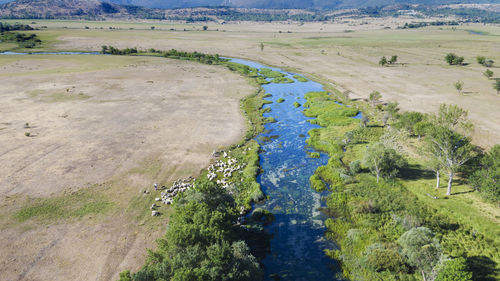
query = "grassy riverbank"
xmin=302 ymin=90 xmax=499 ymax=280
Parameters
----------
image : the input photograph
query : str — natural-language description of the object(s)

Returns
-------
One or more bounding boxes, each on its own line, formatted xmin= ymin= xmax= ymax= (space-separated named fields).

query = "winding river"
xmin=0 ymin=51 xmax=341 ymax=280
xmin=230 ymin=59 xmax=340 ymax=281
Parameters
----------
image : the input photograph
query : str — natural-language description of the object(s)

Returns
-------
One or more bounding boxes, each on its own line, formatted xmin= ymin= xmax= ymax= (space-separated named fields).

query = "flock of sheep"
xmin=151 ymin=151 xmax=247 ymax=216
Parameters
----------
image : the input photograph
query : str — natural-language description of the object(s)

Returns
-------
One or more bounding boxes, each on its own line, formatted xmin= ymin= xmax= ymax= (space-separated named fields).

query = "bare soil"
xmin=0 ymin=54 xmax=255 ymax=281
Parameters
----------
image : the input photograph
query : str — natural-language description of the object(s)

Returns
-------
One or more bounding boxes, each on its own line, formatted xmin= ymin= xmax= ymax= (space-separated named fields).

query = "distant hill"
xmin=0 ymin=0 xmax=163 ymax=19
xmin=103 ymin=0 xmax=500 ymax=9
xmin=1 ymin=0 xmax=500 ymax=10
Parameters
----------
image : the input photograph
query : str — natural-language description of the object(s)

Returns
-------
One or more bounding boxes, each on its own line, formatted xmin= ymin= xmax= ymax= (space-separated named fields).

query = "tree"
xmin=494 ymin=80 xmax=500 ymax=95
xmin=414 ymin=120 xmax=431 ymax=141
xmin=364 ymin=142 xmax=407 ymax=183
xmin=483 ymin=69 xmax=493 ymax=79
xmin=361 ymin=114 xmax=369 ymax=127
xmin=454 ymin=80 xmax=464 ymax=95
xmin=436 ymin=257 xmax=473 ymax=281
xmin=427 ymin=125 xmax=476 ymax=195
xmin=259 ymin=42 xmax=264 ymax=51
xmin=476 ymin=56 xmax=486 ymax=65
xmin=395 ymin=111 xmax=424 ymax=135
xmin=433 ymin=104 xmax=472 ymax=134
xmin=101 ymin=45 xmax=108 ymax=54
xmin=379 ymin=56 xmax=387 ymax=66
xmin=445 ymin=53 xmax=457 ymax=65
xmin=369 ymin=91 xmax=382 ymax=107
xmin=468 ymin=144 xmax=500 ymax=203
xmin=203 ymin=25 xmax=208 ymax=31
xmin=445 ymin=53 xmax=464 ymax=66
xmin=389 ymin=55 xmax=398 ymax=64
xmin=398 ymin=227 xmax=442 ymax=281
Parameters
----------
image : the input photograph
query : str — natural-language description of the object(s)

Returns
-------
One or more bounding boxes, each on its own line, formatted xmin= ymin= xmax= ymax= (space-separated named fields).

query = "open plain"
xmin=12 ymin=19 xmax=498 ymax=147
xmin=0 ymin=54 xmax=254 ymax=280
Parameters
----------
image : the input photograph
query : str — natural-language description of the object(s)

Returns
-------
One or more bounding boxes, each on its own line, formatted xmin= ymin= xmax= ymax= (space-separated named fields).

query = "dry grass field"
xmin=10 ymin=18 xmax=497 ymax=147
xmin=0 ymin=54 xmax=254 ymax=281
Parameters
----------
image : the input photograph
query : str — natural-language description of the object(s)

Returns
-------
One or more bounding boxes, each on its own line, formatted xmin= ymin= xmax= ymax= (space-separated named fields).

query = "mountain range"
xmin=1 ymin=0 xmax=500 ymax=9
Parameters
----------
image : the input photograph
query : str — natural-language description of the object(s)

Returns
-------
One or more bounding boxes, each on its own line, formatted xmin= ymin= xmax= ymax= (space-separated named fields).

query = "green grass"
xmin=293 ymin=75 xmax=308 ymax=82
xmin=15 ymin=189 xmax=113 ymax=222
xmin=259 ymin=68 xmax=285 ymax=78
xmin=271 ymin=77 xmax=294 ymax=84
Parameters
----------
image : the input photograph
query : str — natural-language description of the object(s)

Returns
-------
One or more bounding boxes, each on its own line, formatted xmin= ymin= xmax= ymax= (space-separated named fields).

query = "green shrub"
xmin=349 ymin=160 xmax=362 ymax=174
xmin=277 ymin=98 xmax=285 ymax=103
xmin=309 ymin=152 xmax=320 ymax=158
xmin=363 ymin=243 xmax=407 ymax=273
xmin=436 ymin=257 xmax=472 ymax=281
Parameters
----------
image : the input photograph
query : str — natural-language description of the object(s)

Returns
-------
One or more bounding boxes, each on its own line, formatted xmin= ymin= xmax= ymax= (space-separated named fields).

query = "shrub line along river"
xmin=1 ymin=51 xmax=349 ymax=280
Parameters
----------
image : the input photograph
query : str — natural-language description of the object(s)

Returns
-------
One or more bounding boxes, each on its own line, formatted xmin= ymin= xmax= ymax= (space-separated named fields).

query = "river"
xmin=230 ymin=59 xmax=340 ymax=281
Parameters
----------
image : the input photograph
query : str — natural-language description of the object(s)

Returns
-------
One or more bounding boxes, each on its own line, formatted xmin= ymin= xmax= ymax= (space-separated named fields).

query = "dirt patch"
xmin=0 ymin=54 xmax=255 ymax=281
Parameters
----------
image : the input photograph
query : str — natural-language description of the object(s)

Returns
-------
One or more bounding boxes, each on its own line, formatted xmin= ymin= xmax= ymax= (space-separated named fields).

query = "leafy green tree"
xmin=468 ymin=144 xmax=500 ymax=203
xmin=436 ymin=257 xmax=472 ymax=281
xmin=433 ymin=104 xmax=472 ymax=134
xmin=369 ymin=91 xmax=382 ymax=107
xmin=427 ymin=125 xmax=476 ymax=195
xmin=454 ymin=80 xmax=464 ymax=95
xmin=445 ymin=53 xmax=464 ymax=65
xmin=414 ymin=120 xmax=431 ymax=141
xmin=454 ymin=56 xmax=464 ymax=65
xmin=364 ymin=142 xmax=407 ymax=183
xmin=398 ymin=227 xmax=442 ymax=281
xmin=384 ymin=101 xmax=400 ymax=123
xmin=483 ymin=69 xmax=493 ymax=79
xmin=379 ymin=56 xmax=387 ymax=66
xmin=476 ymin=56 xmax=486 ymax=65
xmin=445 ymin=53 xmax=457 ymax=65
xmin=389 ymin=55 xmax=398 ymax=64
xmin=395 ymin=111 xmax=424 ymax=135
xmin=259 ymin=42 xmax=264 ymax=51
xmin=128 ymin=180 xmax=263 ymax=281
xmin=495 ymin=79 xmax=500 ymax=95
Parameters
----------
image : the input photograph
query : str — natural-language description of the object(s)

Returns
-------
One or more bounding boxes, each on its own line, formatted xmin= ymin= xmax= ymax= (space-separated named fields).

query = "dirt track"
xmin=0 ymin=55 xmax=254 ymax=281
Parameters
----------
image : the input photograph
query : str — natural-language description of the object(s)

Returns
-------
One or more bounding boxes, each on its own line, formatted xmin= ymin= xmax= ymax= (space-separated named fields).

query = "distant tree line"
xmin=0 ymin=22 xmax=34 ymax=32
xmin=400 ymin=21 xmax=458 ymax=29
xmin=0 ymin=22 xmax=40 ymax=48
xmin=101 ymin=46 xmax=225 ymax=65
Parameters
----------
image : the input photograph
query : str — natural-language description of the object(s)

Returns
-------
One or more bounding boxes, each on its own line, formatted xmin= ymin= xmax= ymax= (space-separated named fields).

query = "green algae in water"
xmin=293 ymin=75 xmax=309 ymax=82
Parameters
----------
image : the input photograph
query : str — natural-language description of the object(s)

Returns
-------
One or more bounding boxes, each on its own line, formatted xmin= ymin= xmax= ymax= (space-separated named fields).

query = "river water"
xmin=230 ymin=59 xmax=340 ymax=281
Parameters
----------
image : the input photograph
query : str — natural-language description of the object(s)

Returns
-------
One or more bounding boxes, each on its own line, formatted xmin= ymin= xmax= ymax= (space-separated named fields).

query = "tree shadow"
xmin=451 ymin=190 xmax=475 ymax=195
xmin=399 ymin=164 xmax=435 ymax=180
xmin=467 ymin=255 xmax=499 ymax=281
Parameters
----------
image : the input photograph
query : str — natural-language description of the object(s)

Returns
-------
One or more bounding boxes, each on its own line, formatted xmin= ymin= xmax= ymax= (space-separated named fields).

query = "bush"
xmin=445 ymin=53 xmax=464 ymax=65
xmin=436 ymin=257 xmax=472 ymax=281
xmin=349 ymin=160 xmax=362 ymax=174
xmin=363 ymin=243 xmax=407 ymax=273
